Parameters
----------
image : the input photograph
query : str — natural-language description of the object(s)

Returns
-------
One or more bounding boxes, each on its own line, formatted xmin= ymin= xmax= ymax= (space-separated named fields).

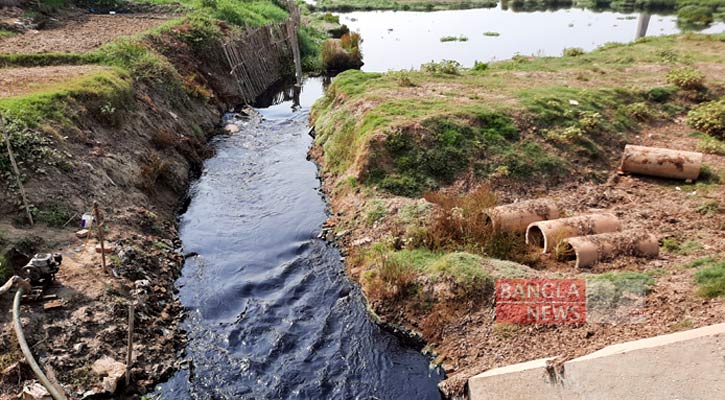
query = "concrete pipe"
xmin=560 ymin=231 xmax=659 ymax=268
xmin=620 ymin=144 xmax=702 ymax=180
xmin=526 ymin=213 xmax=621 ymax=254
xmin=484 ymin=199 xmax=560 ymax=233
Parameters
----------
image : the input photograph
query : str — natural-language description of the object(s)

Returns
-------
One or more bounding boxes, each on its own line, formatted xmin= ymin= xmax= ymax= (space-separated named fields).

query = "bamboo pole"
xmin=0 ymin=113 xmax=34 ymax=226
xmin=93 ymin=201 xmax=109 ymax=274
xmin=125 ymin=302 xmax=134 ymax=386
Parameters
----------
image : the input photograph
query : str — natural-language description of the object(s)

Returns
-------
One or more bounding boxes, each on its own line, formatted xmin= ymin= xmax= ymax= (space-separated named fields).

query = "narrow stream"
xmin=159 ymin=5 xmax=723 ymax=399
xmin=158 ymin=79 xmax=444 ymax=399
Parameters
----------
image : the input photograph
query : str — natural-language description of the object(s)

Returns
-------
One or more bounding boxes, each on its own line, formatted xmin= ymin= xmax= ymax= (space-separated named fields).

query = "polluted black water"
xmin=158 ymin=78 xmax=444 ymax=399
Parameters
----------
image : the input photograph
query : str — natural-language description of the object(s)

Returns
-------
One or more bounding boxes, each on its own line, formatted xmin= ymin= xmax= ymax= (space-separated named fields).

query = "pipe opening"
xmin=557 ymin=242 xmax=577 ymax=262
xmin=528 ymin=226 xmax=545 ymax=248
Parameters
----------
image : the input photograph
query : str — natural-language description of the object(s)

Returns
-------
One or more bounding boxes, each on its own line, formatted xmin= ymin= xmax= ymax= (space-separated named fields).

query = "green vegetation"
xmin=697 ymin=134 xmax=725 ymax=154
xmin=687 ymin=98 xmax=725 ymax=139
xmin=31 ymin=204 xmax=73 ymax=228
xmin=483 ymin=31 xmax=500 ymax=37
xmin=312 ymin=34 xmax=724 ymax=198
xmin=587 ymin=271 xmax=656 ymax=304
xmin=662 ymin=238 xmax=704 ymax=255
xmin=693 ymin=258 xmax=725 ymax=297
xmin=321 ymin=32 xmax=363 ymax=71
xmin=666 ymin=66 xmax=705 ymax=90
xmin=0 ymin=254 xmax=10 ymax=284
xmin=685 ymin=255 xmax=722 ymax=268
xmin=563 ymin=47 xmax=585 ymax=57
xmin=361 ymin=246 xmax=496 ymax=300
xmin=440 ymin=35 xmax=468 ymax=42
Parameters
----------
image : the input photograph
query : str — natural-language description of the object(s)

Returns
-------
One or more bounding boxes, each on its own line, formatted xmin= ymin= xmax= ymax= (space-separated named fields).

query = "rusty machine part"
xmin=21 ymin=253 xmax=62 ymax=285
xmin=619 ymin=144 xmax=702 ymax=180
xmin=559 ymin=231 xmax=659 ymax=268
xmin=526 ymin=213 xmax=621 ymax=254
xmin=484 ymin=199 xmax=561 ymax=233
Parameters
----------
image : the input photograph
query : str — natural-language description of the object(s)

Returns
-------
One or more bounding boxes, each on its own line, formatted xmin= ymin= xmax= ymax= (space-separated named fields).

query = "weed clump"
xmin=563 ymin=47 xmax=584 ymax=57
xmin=421 ymin=60 xmax=461 ymax=75
xmin=421 ymin=186 xmax=531 ymax=262
xmin=694 ymin=259 xmax=725 ymax=298
xmin=687 ymin=98 xmax=725 ymax=139
xmin=666 ymin=66 xmax=705 ymax=90
xmin=472 ymin=61 xmax=488 ymax=71
xmin=321 ymin=32 xmax=363 ymax=72
xmin=483 ymin=31 xmax=500 ymax=37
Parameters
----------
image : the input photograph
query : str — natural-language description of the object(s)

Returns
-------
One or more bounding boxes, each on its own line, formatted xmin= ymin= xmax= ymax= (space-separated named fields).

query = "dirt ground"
xmin=320 ymin=116 xmax=725 ymax=397
xmin=0 ymin=13 xmax=173 ymax=54
xmin=433 ymin=120 xmax=725 ymax=394
xmin=0 ymin=65 xmax=108 ymax=97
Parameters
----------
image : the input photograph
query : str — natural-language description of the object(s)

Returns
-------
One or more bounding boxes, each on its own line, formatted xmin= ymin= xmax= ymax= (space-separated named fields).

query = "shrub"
xmin=697 ymin=135 xmax=725 ymax=155
xmin=421 ymin=60 xmax=461 ymax=75
xmin=563 ymin=47 xmax=585 ymax=57
xmin=151 ymin=129 xmax=176 ymax=149
xmin=647 ymin=87 xmax=676 ymax=103
xmin=322 ymin=12 xmax=339 ymax=23
xmin=677 ymin=5 xmax=714 ymax=27
xmin=138 ymin=151 xmax=170 ymax=190
xmin=423 ymin=186 xmax=529 ymax=261
xmin=687 ymin=99 xmax=725 ymax=139
xmin=483 ymin=31 xmax=500 ymax=37
xmin=622 ymin=102 xmax=657 ymax=121
xmin=666 ymin=67 xmax=705 ymax=90
xmin=321 ymin=33 xmax=363 ymax=72
xmin=389 ymin=70 xmax=416 ymax=87
xmin=472 ymin=61 xmax=488 ymax=71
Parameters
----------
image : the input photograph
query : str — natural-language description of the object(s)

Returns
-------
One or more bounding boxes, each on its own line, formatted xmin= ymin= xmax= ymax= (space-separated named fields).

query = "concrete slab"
xmin=468 ymin=323 xmax=725 ymax=400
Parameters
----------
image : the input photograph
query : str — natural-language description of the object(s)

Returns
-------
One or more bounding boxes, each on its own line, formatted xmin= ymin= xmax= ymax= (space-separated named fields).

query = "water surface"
xmin=340 ymin=6 xmax=725 ymax=71
xmin=158 ymin=79 xmax=444 ymax=399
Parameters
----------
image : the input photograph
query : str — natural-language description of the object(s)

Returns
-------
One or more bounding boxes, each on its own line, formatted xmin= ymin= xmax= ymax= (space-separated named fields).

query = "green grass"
xmin=369 ymin=247 xmax=494 ymax=295
xmin=483 ymin=31 xmax=500 ymax=37
xmin=693 ymin=258 xmax=725 ymax=297
xmin=684 ymin=255 xmax=723 ymax=268
xmin=313 ymin=34 xmax=725 ymax=197
xmin=587 ymin=271 xmax=656 ymax=301
xmin=662 ymin=239 xmax=704 ymax=255
xmin=0 ymin=68 xmax=132 ymax=127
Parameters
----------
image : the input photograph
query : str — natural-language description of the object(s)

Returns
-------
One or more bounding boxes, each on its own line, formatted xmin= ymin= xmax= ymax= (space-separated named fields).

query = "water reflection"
xmin=338 ymin=6 xmax=724 ymax=72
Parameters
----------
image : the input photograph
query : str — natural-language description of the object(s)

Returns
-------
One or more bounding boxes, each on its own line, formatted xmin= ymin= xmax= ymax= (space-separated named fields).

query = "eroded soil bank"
xmin=0 ymin=2 xmax=313 ymax=397
xmin=310 ymin=33 xmax=725 ymax=397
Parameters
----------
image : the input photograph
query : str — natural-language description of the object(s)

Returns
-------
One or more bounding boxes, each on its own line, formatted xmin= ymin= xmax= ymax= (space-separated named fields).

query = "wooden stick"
xmin=92 ymin=201 xmax=108 ymax=274
xmin=0 ymin=113 xmax=34 ymax=226
xmin=126 ymin=302 xmax=134 ymax=386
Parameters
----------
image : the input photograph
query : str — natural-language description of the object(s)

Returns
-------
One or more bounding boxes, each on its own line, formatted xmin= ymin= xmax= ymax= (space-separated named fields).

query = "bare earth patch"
xmin=0 ymin=14 xmax=173 ymax=54
xmin=0 ymin=65 xmax=109 ymax=97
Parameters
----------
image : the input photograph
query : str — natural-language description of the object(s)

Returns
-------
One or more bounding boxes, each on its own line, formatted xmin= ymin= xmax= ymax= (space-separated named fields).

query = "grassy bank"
xmin=311 ymin=33 xmax=724 ymax=396
xmin=312 ymin=34 xmax=724 ymax=197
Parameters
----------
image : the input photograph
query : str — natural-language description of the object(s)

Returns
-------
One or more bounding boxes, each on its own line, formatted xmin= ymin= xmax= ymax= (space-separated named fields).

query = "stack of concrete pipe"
xmin=486 ymin=199 xmax=659 ymax=268
xmin=483 ymin=199 xmax=561 ymax=233
xmin=620 ymin=144 xmax=703 ymax=180
xmin=524 ymin=213 xmax=658 ymax=268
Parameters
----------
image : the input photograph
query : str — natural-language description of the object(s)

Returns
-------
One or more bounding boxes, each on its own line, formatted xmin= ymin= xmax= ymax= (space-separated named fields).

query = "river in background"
xmin=340 ymin=5 xmax=725 ymax=72
xmin=159 ymin=5 xmax=723 ymax=400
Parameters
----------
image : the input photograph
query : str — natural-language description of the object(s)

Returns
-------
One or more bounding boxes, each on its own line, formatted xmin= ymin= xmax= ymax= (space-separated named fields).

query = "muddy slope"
xmin=0 ymin=20 xmax=292 ymax=400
